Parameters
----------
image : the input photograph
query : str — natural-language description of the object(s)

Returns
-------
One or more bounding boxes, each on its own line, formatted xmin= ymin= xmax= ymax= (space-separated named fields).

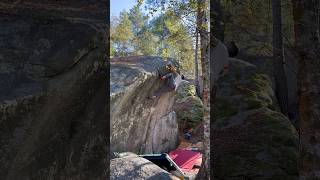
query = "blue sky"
xmin=111 ymin=0 xmax=141 ymax=17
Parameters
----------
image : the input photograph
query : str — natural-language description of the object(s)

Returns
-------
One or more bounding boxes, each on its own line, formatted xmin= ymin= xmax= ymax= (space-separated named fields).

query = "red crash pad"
xmin=169 ymin=149 xmax=202 ymax=172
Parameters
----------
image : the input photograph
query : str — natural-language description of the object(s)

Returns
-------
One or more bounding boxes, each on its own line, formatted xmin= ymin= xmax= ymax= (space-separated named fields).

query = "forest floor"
xmin=178 ymin=123 xmax=203 ymax=149
xmin=176 ymin=122 xmax=203 ymax=175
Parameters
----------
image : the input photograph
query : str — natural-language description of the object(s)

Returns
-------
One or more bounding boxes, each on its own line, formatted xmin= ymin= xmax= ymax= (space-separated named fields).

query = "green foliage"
xmin=111 ymin=11 xmax=134 ymax=56
xmin=137 ymin=0 xmax=144 ymax=6
xmin=129 ymin=6 xmax=146 ymax=35
xmin=128 ymin=7 xmax=159 ymax=56
xmin=110 ymin=4 xmax=195 ymax=74
xmin=135 ymin=29 xmax=158 ymax=55
xmin=110 ymin=44 xmax=116 ymax=57
xmin=147 ymin=12 xmax=194 ymax=73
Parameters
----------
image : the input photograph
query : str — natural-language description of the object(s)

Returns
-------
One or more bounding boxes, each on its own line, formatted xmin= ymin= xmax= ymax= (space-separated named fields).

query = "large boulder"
xmin=211 ymin=40 xmax=229 ymax=81
xmin=0 ymin=1 xmax=107 ymax=179
xmin=213 ymin=59 xmax=298 ymax=179
xmin=110 ymin=153 xmax=176 ymax=180
xmin=174 ymin=81 xmax=203 ymax=128
xmin=110 ymin=56 xmax=179 ymax=154
xmin=236 ymin=46 xmax=299 ymax=126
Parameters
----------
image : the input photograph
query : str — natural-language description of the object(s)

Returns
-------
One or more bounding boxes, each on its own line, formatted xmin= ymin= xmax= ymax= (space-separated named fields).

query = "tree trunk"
xmin=194 ymin=29 xmax=201 ymax=97
xmin=209 ymin=35 xmax=219 ymax=179
xmin=212 ymin=0 xmax=224 ymax=42
xmin=195 ymin=0 xmax=210 ymax=179
xmin=292 ymin=0 xmax=320 ymax=178
xmin=272 ymin=0 xmax=289 ymax=116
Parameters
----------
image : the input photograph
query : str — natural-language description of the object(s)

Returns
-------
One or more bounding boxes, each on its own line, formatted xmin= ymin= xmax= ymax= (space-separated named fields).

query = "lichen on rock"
xmin=213 ymin=58 xmax=298 ymax=179
xmin=110 ymin=152 xmax=173 ymax=180
xmin=110 ymin=56 xmax=179 ymax=154
xmin=173 ymin=80 xmax=204 ymax=128
xmin=0 ymin=1 xmax=108 ymax=179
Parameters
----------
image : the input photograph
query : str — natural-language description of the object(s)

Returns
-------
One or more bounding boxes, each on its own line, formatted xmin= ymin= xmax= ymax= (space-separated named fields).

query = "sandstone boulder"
xmin=211 ymin=41 xmax=229 ymax=82
xmin=110 ymin=56 xmax=179 ymax=154
xmin=174 ymin=81 xmax=203 ymax=128
xmin=110 ymin=153 xmax=175 ymax=180
xmin=213 ymin=59 xmax=298 ymax=179
xmin=0 ymin=1 xmax=107 ymax=179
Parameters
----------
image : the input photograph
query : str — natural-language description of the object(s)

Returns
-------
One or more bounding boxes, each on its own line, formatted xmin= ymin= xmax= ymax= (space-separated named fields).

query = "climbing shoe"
xmin=147 ymin=95 xmax=157 ymax=100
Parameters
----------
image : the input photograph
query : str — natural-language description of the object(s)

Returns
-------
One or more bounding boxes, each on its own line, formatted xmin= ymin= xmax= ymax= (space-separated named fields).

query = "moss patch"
xmin=215 ymin=97 xmax=238 ymax=119
xmin=174 ymin=96 xmax=204 ymax=127
xmin=174 ymin=81 xmax=203 ymax=128
xmin=213 ymin=59 xmax=298 ymax=179
xmin=175 ymin=82 xmax=196 ymax=101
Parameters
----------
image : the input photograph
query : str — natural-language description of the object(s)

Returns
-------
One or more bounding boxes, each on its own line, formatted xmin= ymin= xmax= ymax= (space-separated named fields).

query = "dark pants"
xmin=154 ymin=73 xmax=176 ymax=97
xmin=164 ymin=73 xmax=176 ymax=90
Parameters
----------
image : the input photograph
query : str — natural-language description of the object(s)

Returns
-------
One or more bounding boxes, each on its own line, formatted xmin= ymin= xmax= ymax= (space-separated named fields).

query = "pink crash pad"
xmin=169 ymin=149 xmax=202 ymax=172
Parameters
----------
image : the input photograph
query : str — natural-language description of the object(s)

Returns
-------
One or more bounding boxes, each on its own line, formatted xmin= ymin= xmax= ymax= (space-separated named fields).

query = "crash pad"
xmin=169 ymin=149 xmax=202 ymax=172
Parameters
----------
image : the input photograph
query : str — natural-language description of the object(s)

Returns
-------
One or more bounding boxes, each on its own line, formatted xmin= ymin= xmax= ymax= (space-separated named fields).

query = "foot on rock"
xmin=147 ymin=95 xmax=157 ymax=100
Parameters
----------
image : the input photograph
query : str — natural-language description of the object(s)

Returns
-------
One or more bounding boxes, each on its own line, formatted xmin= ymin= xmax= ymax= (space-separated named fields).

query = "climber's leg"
xmin=153 ymin=88 xmax=162 ymax=98
xmin=148 ymin=73 xmax=176 ymax=99
xmin=164 ymin=73 xmax=176 ymax=91
xmin=148 ymin=83 xmax=168 ymax=99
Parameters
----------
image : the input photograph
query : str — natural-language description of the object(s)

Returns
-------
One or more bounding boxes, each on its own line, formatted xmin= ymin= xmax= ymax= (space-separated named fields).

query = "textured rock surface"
xmin=213 ymin=59 xmax=298 ymax=179
xmin=174 ymin=80 xmax=203 ymax=128
xmin=292 ymin=1 xmax=320 ymax=178
xmin=0 ymin=1 xmax=107 ymax=179
xmin=110 ymin=153 xmax=175 ymax=180
xmin=212 ymin=41 xmax=229 ymax=81
xmin=110 ymin=56 xmax=179 ymax=154
xmin=237 ymin=50 xmax=299 ymax=126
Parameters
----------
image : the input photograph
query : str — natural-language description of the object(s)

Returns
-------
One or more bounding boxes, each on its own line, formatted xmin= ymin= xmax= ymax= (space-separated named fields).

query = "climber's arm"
xmin=160 ymin=65 xmax=178 ymax=80
xmin=162 ymin=73 xmax=174 ymax=80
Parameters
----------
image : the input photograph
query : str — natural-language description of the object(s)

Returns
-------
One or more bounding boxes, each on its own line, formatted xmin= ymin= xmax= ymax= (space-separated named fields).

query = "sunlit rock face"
xmin=110 ymin=56 xmax=179 ymax=154
xmin=0 ymin=1 xmax=108 ymax=179
xmin=110 ymin=152 xmax=174 ymax=180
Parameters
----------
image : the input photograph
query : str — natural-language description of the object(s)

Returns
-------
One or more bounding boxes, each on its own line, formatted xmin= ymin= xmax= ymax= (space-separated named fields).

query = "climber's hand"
xmin=160 ymin=76 xmax=166 ymax=80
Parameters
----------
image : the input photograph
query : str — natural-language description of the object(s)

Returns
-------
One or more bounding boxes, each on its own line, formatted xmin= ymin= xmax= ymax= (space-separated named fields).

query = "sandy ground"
xmin=174 ymin=122 xmax=204 ymax=178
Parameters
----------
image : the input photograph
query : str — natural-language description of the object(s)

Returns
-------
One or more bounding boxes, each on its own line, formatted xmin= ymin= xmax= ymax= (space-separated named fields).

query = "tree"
xmin=128 ymin=6 xmax=156 ymax=55
xmin=148 ymin=11 xmax=194 ymax=73
xmin=195 ymin=0 xmax=210 ymax=179
xmin=110 ymin=15 xmax=119 ymax=57
xmin=272 ymin=0 xmax=289 ymax=116
xmin=144 ymin=0 xmax=201 ymax=87
xmin=111 ymin=11 xmax=134 ymax=56
xmin=129 ymin=6 xmax=146 ymax=35
xmin=292 ymin=0 xmax=320 ymax=178
xmin=135 ymin=27 xmax=158 ymax=55
xmin=194 ymin=29 xmax=201 ymax=97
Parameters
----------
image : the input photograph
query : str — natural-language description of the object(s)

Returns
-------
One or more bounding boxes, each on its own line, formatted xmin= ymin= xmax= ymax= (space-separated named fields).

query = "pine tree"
xmin=195 ymin=0 xmax=210 ymax=179
xmin=112 ymin=11 xmax=134 ymax=56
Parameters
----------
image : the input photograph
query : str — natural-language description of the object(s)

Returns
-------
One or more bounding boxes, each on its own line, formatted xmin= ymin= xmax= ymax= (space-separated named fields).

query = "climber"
xmin=160 ymin=63 xmax=178 ymax=89
xmin=149 ymin=62 xmax=181 ymax=99
xmin=184 ymin=129 xmax=191 ymax=140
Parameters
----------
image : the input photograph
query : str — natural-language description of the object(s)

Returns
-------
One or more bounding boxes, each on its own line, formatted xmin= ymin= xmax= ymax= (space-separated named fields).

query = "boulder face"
xmin=0 ymin=1 xmax=107 ymax=179
xmin=110 ymin=56 xmax=179 ymax=154
xmin=110 ymin=152 xmax=174 ymax=180
xmin=213 ymin=59 xmax=299 ymax=179
xmin=174 ymin=80 xmax=203 ymax=128
xmin=212 ymin=41 xmax=229 ymax=81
